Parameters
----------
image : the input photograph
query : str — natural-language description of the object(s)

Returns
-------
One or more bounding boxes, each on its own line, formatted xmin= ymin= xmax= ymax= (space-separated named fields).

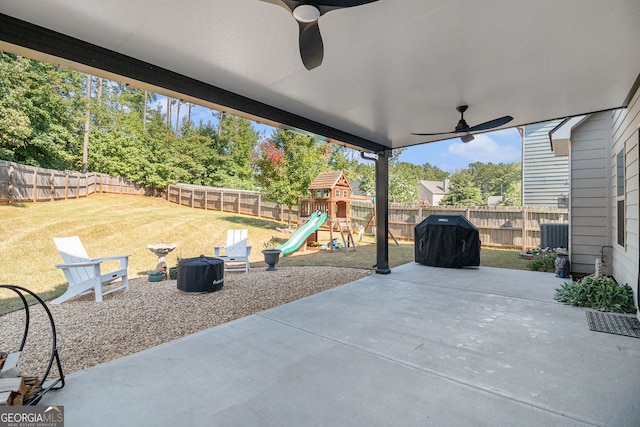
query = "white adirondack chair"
xmin=214 ymin=229 xmax=251 ymax=273
xmin=51 ymin=236 xmax=130 ymax=304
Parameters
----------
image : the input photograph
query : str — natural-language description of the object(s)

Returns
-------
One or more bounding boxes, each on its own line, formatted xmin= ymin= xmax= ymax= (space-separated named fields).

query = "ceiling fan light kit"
xmin=460 ymin=133 xmax=474 ymax=143
xmin=293 ymin=5 xmax=320 ymax=23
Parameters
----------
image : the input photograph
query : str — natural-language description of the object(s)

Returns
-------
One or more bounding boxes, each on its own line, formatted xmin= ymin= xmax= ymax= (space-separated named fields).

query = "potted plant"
xmin=262 ymin=237 xmax=282 ymax=271
xmin=169 ymin=265 xmax=179 ymax=280
xmin=168 ymin=256 xmax=181 ymax=280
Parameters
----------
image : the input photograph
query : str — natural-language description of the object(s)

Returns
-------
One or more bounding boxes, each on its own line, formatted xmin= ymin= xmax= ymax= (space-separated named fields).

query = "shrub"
xmin=529 ymin=250 xmax=557 ymax=272
xmin=554 ymin=276 xmax=636 ymax=313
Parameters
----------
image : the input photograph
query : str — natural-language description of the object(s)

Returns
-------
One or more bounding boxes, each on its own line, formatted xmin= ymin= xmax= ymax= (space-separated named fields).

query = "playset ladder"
xmin=336 ymin=218 xmax=356 ymax=251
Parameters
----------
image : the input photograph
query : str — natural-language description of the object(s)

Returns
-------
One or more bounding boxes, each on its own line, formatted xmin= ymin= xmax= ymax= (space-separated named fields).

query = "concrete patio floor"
xmin=40 ymin=264 xmax=640 ymax=426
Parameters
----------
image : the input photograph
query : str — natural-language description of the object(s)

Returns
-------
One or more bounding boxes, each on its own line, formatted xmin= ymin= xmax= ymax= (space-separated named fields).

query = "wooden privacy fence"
xmin=168 ymin=183 xmax=568 ymax=249
xmin=351 ymin=201 xmax=567 ymax=249
xmin=166 ymin=184 xmax=299 ymax=223
xmin=0 ymin=160 xmax=145 ymax=204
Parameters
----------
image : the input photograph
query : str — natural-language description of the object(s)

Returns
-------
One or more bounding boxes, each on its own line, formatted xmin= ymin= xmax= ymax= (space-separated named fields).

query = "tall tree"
xmin=328 ymin=146 xmax=360 ymax=182
xmin=468 ymin=161 xmax=521 ymax=200
xmin=354 ymin=152 xmax=423 ymax=203
xmin=421 ymin=162 xmax=449 ymax=181
xmin=0 ymin=52 xmax=85 ymax=169
xmin=389 ymin=161 xmax=422 ymax=202
xmin=254 ymin=130 xmax=331 ymax=225
xmin=212 ymin=114 xmax=260 ymax=189
xmin=82 ymin=74 xmax=92 ymax=173
xmin=499 ymin=181 xmax=522 ymax=206
xmin=440 ymin=170 xmax=483 ymax=206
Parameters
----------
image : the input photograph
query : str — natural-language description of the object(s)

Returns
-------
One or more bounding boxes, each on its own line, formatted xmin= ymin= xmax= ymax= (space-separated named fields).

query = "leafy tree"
xmin=468 ymin=161 xmax=521 ymax=200
xmin=329 ymin=146 xmax=360 ymax=183
xmin=355 ymin=162 xmax=375 ymax=197
xmin=354 ymin=153 xmax=423 ymax=203
xmin=0 ymin=52 xmax=85 ymax=169
xmin=499 ymin=180 xmax=522 ymax=206
xmin=389 ymin=161 xmax=422 ymax=202
xmin=440 ymin=170 xmax=483 ymax=206
xmin=253 ymin=130 xmax=330 ymax=225
xmin=211 ymin=114 xmax=260 ymax=189
xmin=421 ymin=162 xmax=449 ymax=181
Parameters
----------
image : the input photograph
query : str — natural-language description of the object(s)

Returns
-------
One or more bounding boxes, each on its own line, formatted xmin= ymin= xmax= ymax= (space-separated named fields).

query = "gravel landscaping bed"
xmin=0 ymin=266 xmax=370 ymax=378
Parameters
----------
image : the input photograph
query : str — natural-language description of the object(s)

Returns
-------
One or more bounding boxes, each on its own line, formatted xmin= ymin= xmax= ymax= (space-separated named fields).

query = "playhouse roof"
xmin=309 ymin=171 xmax=351 ymax=191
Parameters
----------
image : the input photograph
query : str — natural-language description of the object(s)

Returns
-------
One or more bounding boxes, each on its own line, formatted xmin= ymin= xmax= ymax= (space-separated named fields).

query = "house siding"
xmin=611 ymin=86 xmax=639 ymax=310
xmin=522 ymin=120 xmax=569 ymax=207
xmin=569 ymin=112 xmax=612 ymax=275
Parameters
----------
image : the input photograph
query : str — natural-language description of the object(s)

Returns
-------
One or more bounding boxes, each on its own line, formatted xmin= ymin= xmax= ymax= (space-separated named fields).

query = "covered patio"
xmin=40 ymin=264 xmax=640 ymax=426
xmin=1 ymin=2 xmax=639 ymax=424
xmin=1 ymin=1 xmax=639 ymax=273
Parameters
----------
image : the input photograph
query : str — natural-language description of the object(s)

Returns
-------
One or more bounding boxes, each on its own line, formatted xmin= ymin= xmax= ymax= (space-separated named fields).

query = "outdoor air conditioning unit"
xmin=540 ymin=223 xmax=568 ymax=249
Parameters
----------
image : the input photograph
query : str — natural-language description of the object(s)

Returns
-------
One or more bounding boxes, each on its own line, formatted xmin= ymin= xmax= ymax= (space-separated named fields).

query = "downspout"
xmin=360 ymin=151 xmax=391 ymax=274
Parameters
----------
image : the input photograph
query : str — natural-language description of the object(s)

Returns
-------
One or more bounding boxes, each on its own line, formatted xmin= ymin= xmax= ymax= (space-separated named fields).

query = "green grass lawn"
xmin=0 ymin=194 xmax=530 ymax=314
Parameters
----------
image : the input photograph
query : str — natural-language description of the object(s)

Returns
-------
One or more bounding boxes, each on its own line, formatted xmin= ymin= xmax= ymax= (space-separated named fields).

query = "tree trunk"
xmin=96 ymin=77 xmax=102 ymax=103
xmin=82 ymin=74 xmax=92 ymax=174
xmin=176 ymin=100 xmax=181 ymax=133
xmin=166 ymin=97 xmax=171 ymax=126
xmin=143 ymin=90 xmax=147 ymax=132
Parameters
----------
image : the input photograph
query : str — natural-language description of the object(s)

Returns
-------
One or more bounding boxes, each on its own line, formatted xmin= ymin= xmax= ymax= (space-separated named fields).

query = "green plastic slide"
xmin=277 ymin=211 xmax=328 ymax=257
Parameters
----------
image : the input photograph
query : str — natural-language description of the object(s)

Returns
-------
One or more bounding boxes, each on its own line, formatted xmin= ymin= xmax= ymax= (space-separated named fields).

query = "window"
xmin=343 ymin=190 xmax=348 ymax=198
xmin=616 ymin=149 xmax=625 ymax=246
xmin=335 ymin=189 xmax=340 ymax=197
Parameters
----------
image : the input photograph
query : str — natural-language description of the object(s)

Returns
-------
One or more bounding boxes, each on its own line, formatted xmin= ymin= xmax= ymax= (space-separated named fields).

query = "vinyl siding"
xmin=522 ymin=120 xmax=569 ymax=207
xmin=569 ymin=112 xmax=611 ymax=274
xmin=611 ymin=86 xmax=639 ymax=305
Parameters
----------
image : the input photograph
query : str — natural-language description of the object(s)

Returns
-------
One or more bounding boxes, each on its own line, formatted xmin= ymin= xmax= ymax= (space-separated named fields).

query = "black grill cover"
xmin=177 ymin=256 xmax=224 ymax=293
xmin=414 ymin=215 xmax=480 ymax=268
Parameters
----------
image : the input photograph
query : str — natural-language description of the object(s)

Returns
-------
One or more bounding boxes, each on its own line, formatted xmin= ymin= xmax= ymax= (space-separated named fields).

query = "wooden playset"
xmin=299 ymin=171 xmax=356 ymax=252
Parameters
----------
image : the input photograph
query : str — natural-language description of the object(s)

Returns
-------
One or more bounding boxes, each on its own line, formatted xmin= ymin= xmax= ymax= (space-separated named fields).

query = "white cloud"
xmin=447 ymin=134 xmax=520 ymax=164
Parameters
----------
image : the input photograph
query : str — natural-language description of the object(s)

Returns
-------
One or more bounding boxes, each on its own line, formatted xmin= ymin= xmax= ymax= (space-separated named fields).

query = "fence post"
xmin=8 ymin=165 xmax=14 ymax=205
xmin=32 ymin=168 xmax=38 ymax=202
xmin=237 ymin=192 xmax=241 ymax=214
xmin=522 ymin=206 xmax=528 ymax=249
xmin=258 ymin=193 xmax=262 ymax=218
xmin=50 ymin=171 xmax=55 ymax=201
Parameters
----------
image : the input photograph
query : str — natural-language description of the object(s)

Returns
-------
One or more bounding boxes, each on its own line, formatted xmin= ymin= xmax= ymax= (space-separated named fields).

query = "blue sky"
xmin=396 ymin=127 xmax=522 ymax=172
xmin=157 ymin=97 xmax=522 ymax=173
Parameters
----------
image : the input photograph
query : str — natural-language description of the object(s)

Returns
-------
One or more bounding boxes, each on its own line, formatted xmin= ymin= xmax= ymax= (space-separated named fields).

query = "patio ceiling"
xmin=0 ymin=0 xmax=639 ymax=152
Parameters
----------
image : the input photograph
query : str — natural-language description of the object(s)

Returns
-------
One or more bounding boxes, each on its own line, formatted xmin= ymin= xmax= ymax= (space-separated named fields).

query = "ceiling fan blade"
xmin=260 ymin=0 xmax=294 ymax=12
xmin=308 ymin=0 xmax=379 ymax=7
xmin=465 ymin=115 xmax=514 ymax=132
xmin=299 ymin=21 xmax=324 ymax=70
xmin=411 ymin=131 xmax=456 ymax=136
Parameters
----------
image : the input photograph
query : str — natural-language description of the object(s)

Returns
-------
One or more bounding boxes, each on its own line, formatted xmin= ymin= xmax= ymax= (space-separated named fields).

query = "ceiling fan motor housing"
xmin=455 ymin=119 xmax=469 ymax=133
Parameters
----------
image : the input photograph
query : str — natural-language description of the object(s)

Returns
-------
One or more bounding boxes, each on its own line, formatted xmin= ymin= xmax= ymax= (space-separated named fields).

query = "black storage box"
xmin=414 ymin=215 xmax=480 ymax=268
xmin=177 ymin=255 xmax=224 ymax=293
